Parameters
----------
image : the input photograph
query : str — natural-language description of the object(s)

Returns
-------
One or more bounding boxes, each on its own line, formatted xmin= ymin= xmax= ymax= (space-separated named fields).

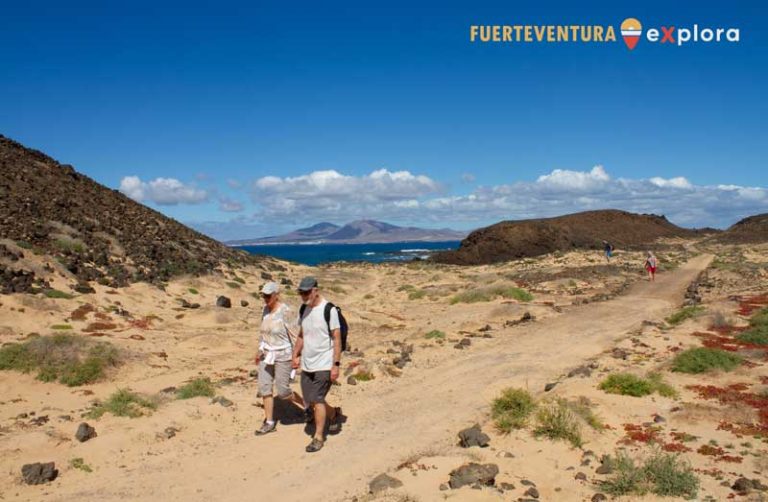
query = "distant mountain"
xmin=432 ymin=209 xmax=703 ymax=265
xmin=227 ymin=220 xmax=467 ymax=245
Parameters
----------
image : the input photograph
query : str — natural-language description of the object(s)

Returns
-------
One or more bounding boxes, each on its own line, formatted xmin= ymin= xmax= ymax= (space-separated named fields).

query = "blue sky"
xmin=1 ymin=0 xmax=766 ymax=240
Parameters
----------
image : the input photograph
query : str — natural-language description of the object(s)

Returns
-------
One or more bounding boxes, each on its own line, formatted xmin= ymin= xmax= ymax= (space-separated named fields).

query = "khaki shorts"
xmin=258 ymin=360 xmax=293 ymax=399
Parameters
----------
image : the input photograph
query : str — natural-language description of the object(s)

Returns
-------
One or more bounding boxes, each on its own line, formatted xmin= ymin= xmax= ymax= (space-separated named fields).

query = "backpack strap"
xmin=324 ymin=302 xmax=335 ymax=335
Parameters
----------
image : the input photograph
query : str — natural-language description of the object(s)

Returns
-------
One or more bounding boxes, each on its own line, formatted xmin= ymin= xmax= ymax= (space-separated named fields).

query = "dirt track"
xmin=33 ymin=254 xmax=712 ymax=502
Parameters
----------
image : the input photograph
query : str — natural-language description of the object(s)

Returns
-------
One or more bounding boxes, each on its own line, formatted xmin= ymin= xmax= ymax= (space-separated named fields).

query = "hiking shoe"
xmin=328 ymin=407 xmax=343 ymax=434
xmin=305 ymin=437 xmax=324 ymax=453
xmin=254 ymin=421 xmax=276 ymax=435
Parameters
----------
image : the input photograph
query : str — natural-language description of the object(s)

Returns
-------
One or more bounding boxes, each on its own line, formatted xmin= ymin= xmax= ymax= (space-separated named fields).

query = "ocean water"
xmin=237 ymin=241 xmax=460 ymax=266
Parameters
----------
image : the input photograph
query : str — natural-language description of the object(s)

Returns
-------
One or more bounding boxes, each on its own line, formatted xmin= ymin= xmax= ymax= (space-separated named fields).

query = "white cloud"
xmin=461 ymin=173 xmax=476 ymax=183
xmin=536 ymin=165 xmax=610 ymax=190
xmin=240 ymin=165 xmax=768 ymax=229
xmin=649 ymin=176 xmax=693 ymax=189
xmin=250 ymin=169 xmax=442 ymax=220
xmin=119 ymin=176 xmax=208 ymax=205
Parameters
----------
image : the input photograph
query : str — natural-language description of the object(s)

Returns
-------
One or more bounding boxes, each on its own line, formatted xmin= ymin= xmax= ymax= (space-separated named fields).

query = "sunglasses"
xmin=298 ymin=290 xmax=312 ymax=296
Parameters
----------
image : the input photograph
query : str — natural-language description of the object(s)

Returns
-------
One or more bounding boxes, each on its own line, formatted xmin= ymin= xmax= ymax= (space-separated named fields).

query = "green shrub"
xmin=672 ymin=348 xmax=742 ymax=374
xmin=225 ymin=281 xmax=241 ymax=289
xmin=55 ymin=238 xmax=85 ymax=254
xmin=599 ymin=373 xmax=677 ymax=398
xmin=424 ymin=330 xmax=446 ymax=340
xmin=666 ymin=306 xmax=704 ymax=326
xmin=16 ymin=240 xmax=33 ymax=249
xmin=492 ymin=388 xmax=536 ymax=433
xmin=44 ymin=289 xmax=74 ymax=300
xmin=88 ymin=389 xmax=157 ymax=418
xmin=69 ymin=457 xmax=92 ymax=473
xmin=354 ymin=370 xmax=375 ymax=382
xmin=450 ymin=284 xmax=533 ymax=304
xmin=232 ymin=277 xmax=245 ymax=284
xmin=533 ymin=399 xmax=583 ymax=447
xmin=397 ymin=284 xmax=415 ymax=292
xmin=567 ymin=397 xmax=604 ymax=430
xmin=0 ymin=335 xmax=119 ymax=386
xmin=188 ymin=288 xmax=199 ymax=295
xmin=176 ymin=377 xmax=215 ymax=399
xmin=736 ymin=325 xmax=768 ymax=345
xmin=363 ymin=293 xmax=374 ymax=300
xmin=51 ymin=324 xmax=73 ymax=330
xmin=749 ymin=307 xmax=768 ymax=328
xmin=408 ymin=289 xmax=426 ymax=300
xmin=602 ymin=451 xmax=699 ymax=498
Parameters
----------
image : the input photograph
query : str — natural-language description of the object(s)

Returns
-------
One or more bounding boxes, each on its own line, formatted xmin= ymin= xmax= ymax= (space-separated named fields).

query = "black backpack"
xmin=300 ymin=302 xmax=349 ymax=352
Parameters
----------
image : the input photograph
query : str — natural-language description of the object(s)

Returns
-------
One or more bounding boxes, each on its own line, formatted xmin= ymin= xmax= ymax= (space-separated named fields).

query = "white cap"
xmin=260 ymin=282 xmax=279 ymax=295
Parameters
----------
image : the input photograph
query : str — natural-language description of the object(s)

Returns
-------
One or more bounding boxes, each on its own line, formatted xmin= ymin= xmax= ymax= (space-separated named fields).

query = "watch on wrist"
xmin=334 ymin=361 xmax=341 ymax=367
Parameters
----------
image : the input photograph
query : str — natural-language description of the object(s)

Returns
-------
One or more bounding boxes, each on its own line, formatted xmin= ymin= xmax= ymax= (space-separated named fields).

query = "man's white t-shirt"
xmin=299 ymin=299 xmax=340 ymax=372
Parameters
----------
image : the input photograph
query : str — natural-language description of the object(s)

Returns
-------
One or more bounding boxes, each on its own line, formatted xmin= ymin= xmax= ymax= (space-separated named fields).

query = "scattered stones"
xmin=496 ymin=450 xmax=514 ymax=458
xmin=611 ymin=348 xmax=629 ymax=360
xmin=521 ymin=479 xmax=536 ymax=487
xmin=347 ymin=376 xmax=358 ymax=386
xmin=459 ymin=338 xmax=471 ymax=346
xmin=180 ymin=299 xmax=201 ymax=309
xmin=75 ymin=423 xmax=97 ymax=442
xmin=732 ymin=477 xmax=768 ymax=493
xmin=248 ymin=369 xmax=259 ymax=378
xmin=216 ymin=296 xmax=232 ymax=308
xmin=448 ymin=463 xmax=499 ymax=489
xmin=369 ymin=473 xmax=403 ymax=494
xmin=240 ymin=300 xmax=249 ymax=307
xmin=653 ymin=415 xmax=666 ymax=423
xmin=73 ymin=282 xmax=96 ymax=294
xmin=505 ymin=312 xmax=535 ymax=327
xmin=567 ymin=365 xmax=593 ymax=378
xmin=478 ymin=324 xmax=492 ymax=332
xmin=499 ymin=482 xmax=515 ymax=491
xmin=524 ymin=487 xmax=540 ymax=498
xmin=156 ymin=427 xmax=179 ymax=440
xmin=575 ymin=472 xmax=587 ymax=481
xmin=458 ymin=424 xmax=490 ymax=448
xmin=595 ymin=457 xmax=613 ymax=475
xmin=21 ymin=462 xmax=58 ymax=485
xmin=30 ymin=415 xmax=49 ymax=426
xmin=260 ymin=272 xmax=273 ymax=280
xmin=591 ymin=494 xmax=608 ymax=502
xmin=544 ymin=382 xmax=558 ymax=392
xmin=211 ymin=396 xmax=233 ymax=407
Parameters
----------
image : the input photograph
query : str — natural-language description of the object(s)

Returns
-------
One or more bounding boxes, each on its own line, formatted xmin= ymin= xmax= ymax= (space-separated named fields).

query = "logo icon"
xmin=621 ymin=18 xmax=642 ymax=50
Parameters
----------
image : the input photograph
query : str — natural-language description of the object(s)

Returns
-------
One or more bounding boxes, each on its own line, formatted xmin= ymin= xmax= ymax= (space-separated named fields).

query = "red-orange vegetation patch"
xmin=688 ymin=383 xmax=768 ymax=435
xmin=83 ymin=322 xmax=118 ymax=332
xmin=692 ymin=330 xmax=766 ymax=352
xmin=670 ymin=431 xmax=699 ymax=443
xmin=695 ymin=467 xmax=725 ymax=478
xmin=737 ymin=294 xmax=768 ymax=317
xmin=128 ymin=317 xmax=153 ymax=329
xmin=697 ymin=444 xmax=743 ymax=463
xmin=621 ymin=423 xmax=661 ymax=444
xmin=94 ymin=312 xmax=113 ymax=321
xmin=663 ymin=442 xmax=692 ymax=452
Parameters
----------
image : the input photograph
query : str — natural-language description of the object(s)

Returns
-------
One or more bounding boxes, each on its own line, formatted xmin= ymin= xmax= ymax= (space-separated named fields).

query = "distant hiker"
xmin=254 ymin=282 xmax=305 ymax=435
xmin=603 ymin=240 xmax=614 ymax=262
xmin=292 ymin=276 xmax=343 ymax=452
xmin=644 ymin=251 xmax=658 ymax=282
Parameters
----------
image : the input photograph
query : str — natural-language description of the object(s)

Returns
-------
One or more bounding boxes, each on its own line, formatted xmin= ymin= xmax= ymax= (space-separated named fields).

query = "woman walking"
xmin=254 ymin=282 xmax=305 ymax=435
xmin=644 ymin=251 xmax=658 ymax=282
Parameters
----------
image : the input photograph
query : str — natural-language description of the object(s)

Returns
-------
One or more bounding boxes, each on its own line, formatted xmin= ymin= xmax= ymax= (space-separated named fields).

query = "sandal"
xmin=305 ymin=437 xmax=324 ymax=452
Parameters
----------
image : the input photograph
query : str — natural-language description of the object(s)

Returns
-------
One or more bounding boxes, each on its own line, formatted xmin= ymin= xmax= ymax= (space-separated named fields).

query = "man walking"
xmin=292 ymin=276 xmax=342 ymax=452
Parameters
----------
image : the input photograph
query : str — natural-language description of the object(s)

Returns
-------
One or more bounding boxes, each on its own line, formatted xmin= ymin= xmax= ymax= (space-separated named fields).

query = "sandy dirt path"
xmin=46 ymin=254 xmax=712 ymax=502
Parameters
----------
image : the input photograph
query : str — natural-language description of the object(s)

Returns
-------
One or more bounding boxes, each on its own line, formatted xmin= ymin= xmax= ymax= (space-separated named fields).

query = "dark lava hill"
xmin=0 ymin=134 xmax=262 ymax=288
xmin=708 ymin=213 xmax=768 ymax=244
xmin=432 ymin=209 xmax=700 ymax=265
